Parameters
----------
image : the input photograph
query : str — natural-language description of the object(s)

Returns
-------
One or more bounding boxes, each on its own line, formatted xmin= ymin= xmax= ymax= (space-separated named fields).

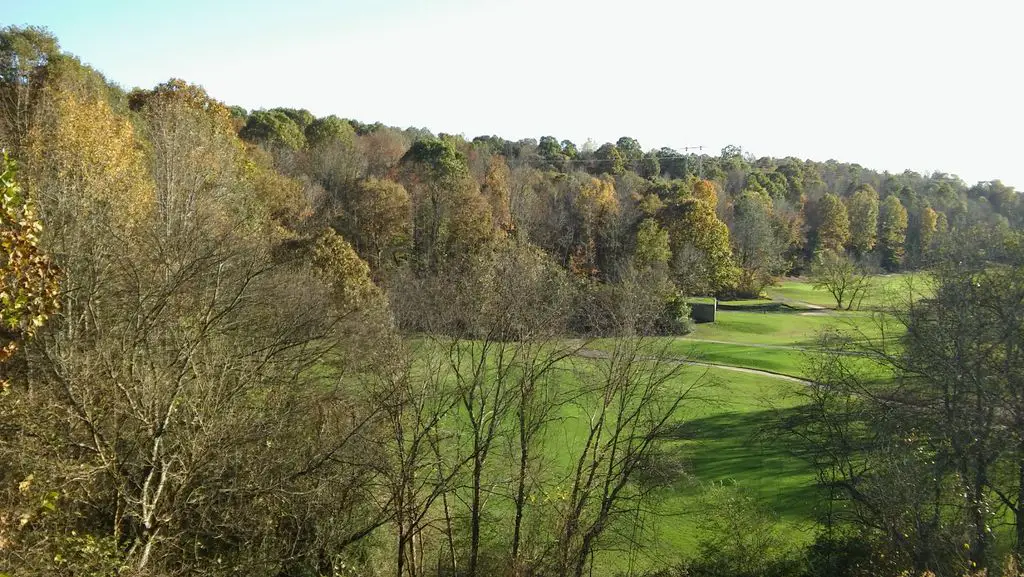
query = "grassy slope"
xmin=590 ymin=308 xmax=894 ymax=379
xmin=766 ymin=272 xmax=929 ymax=310
xmin=680 ymin=275 xmax=912 ymax=377
xmin=421 ymin=347 xmax=818 ymax=572
xmin=585 ymin=276 xmax=918 ymax=568
xmin=652 ymin=368 xmax=814 ymax=558
xmin=561 ymin=366 xmax=817 ymax=571
xmin=690 ymin=310 xmax=882 ymax=346
xmin=418 ymin=276 xmax=912 ymax=571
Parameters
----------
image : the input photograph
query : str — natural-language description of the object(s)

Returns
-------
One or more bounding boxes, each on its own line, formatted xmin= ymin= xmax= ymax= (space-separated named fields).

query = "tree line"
xmin=235 ymin=104 xmax=1018 ymax=304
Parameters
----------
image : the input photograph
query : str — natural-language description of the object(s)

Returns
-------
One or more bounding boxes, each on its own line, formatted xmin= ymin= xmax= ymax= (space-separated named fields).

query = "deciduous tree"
xmin=549 ymin=337 xmax=702 ymax=577
xmin=343 ymin=177 xmax=412 ymax=272
xmin=847 ymin=184 xmax=879 ymax=256
xmin=811 ymin=249 xmax=870 ymax=310
xmin=401 ymin=137 xmax=493 ymax=270
xmin=663 ymin=186 xmax=737 ymax=296
xmin=633 ymin=217 xmax=671 ymax=271
xmin=0 ymin=25 xmax=59 ymax=149
xmin=240 ymin=108 xmax=307 ymax=150
xmin=0 ymin=153 xmax=58 ymax=363
xmin=305 ymin=114 xmax=355 ymax=148
xmin=481 ymin=155 xmax=512 ymax=233
xmin=732 ymin=191 xmax=783 ymax=296
xmin=817 ymin=193 xmax=850 ymax=253
xmin=879 ymin=194 xmax=908 ymax=270
xmin=594 ymin=143 xmax=625 ymax=176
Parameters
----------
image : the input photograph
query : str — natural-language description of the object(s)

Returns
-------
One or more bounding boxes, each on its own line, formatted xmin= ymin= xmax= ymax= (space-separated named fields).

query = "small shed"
xmin=687 ymin=297 xmax=717 ymax=323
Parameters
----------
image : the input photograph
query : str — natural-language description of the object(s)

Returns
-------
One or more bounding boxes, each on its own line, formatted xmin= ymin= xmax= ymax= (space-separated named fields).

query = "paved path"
xmin=570 ymin=297 xmax=873 ymax=387
xmin=679 ymin=337 xmax=869 ymax=358
xmin=679 ymin=337 xmax=818 ymax=352
xmin=575 ymin=348 xmax=812 ymax=386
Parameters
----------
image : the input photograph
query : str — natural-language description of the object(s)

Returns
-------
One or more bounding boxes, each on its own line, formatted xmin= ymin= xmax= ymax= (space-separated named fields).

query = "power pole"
xmin=678 ymin=145 xmax=704 ymax=179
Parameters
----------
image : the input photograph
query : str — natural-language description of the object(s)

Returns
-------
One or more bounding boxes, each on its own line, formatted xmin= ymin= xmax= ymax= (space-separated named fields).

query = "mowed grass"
xmin=766 ymin=273 xmax=930 ymax=310
xmin=680 ymin=340 xmax=808 ymax=378
xmin=580 ymin=275 xmax=920 ymax=568
xmin=588 ymin=309 xmax=897 ymax=379
xmin=412 ymin=341 xmax=818 ymax=572
xmin=410 ymin=274 xmax=919 ymax=570
xmin=683 ymin=308 xmax=901 ymax=378
xmin=689 ymin=309 xmax=883 ymax=347
xmin=558 ymin=365 xmax=818 ymax=570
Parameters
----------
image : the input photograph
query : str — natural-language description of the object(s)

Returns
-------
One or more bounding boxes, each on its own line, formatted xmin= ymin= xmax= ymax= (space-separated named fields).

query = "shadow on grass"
xmin=661 ymin=406 xmax=821 ymax=521
xmin=717 ymin=302 xmax=819 ymax=313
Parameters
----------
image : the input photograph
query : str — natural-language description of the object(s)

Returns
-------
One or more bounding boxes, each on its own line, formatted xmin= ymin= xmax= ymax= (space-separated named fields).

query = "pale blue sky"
xmin=3 ymin=0 xmax=1021 ymax=188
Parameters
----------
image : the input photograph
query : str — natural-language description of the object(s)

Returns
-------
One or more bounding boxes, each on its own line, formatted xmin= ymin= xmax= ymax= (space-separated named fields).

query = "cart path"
xmin=574 ymin=348 xmax=812 ymax=386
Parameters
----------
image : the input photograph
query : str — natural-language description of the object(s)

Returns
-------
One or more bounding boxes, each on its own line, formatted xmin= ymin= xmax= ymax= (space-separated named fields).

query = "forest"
xmin=3 ymin=24 xmax=1024 ymax=577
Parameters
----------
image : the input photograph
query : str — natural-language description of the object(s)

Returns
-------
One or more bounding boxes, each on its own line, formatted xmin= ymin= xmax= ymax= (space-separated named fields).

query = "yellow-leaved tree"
xmin=917 ymin=206 xmax=940 ymax=264
xmin=570 ymin=175 xmax=619 ymax=277
xmin=847 ymin=184 xmax=879 ymax=257
xmin=346 ymin=177 xmax=412 ymax=272
xmin=879 ymin=194 xmax=908 ymax=271
xmin=0 ymin=153 xmax=59 ymax=364
xmin=816 ymin=192 xmax=850 ymax=254
xmin=28 ymin=89 xmax=154 ymax=235
xmin=481 ymin=155 xmax=512 ymax=234
xmin=663 ymin=179 xmax=738 ymax=296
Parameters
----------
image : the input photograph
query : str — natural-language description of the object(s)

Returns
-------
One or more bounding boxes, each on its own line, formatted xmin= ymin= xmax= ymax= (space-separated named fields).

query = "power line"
xmin=534 ymin=145 xmax=707 ymax=177
xmin=554 ymin=146 xmax=707 ymax=163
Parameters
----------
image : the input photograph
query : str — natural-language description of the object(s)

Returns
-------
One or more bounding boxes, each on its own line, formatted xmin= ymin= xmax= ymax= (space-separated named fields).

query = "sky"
xmin=3 ymin=0 xmax=1022 ymax=188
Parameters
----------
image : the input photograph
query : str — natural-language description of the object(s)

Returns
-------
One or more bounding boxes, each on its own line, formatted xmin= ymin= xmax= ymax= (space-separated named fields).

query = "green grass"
xmin=590 ymin=335 xmax=810 ymax=378
xmin=585 ymin=275 xmax=920 ymax=568
xmin=682 ymin=340 xmax=809 ymax=378
xmin=717 ymin=298 xmax=771 ymax=307
xmin=415 ymin=341 xmax=819 ymax=572
xmin=579 ymin=366 xmax=817 ymax=569
xmin=409 ymin=275 xmax=919 ymax=571
xmin=686 ymin=309 xmax=899 ymax=378
xmin=690 ymin=309 xmax=886 ymax=347
xmin=590 ymin=307 xmax=898 ymax=380
xmin=766 ymin=273 xmax=929 ymax=310
xmin=685 ymin=296 xmax=718 ymax=304
xmin=765 ymin=279 xmax=836 ymax=307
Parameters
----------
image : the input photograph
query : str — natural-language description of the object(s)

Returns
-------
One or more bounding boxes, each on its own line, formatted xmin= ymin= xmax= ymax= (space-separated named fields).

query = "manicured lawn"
xmin=419 ymin=343 xmax=819 ymax=572
xmin=765 ymin=279 xmax=836 ymax=307
xmin=412 ymin=279 xmax=916 ymax=572
xmin=766 ymin=273 xmax=929 ymax=310
xmin=577 ymin=366 xmax=817 ymax=570
xmin=590 ymin=308 xmax=900 ymax=379
xmin=680 ymin=340 xmax=809 ymax=378
xmin=580 ymin=276 xmax=922 ymax=569
xmin=689 ymin=309 xmax=887 ymax=347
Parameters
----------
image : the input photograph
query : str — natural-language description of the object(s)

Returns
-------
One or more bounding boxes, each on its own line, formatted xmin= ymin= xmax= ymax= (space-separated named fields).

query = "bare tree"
xmin=400 ymin=240 xmax=580 ymax=577
xmin=2 ymin=79 xmax=396 ymax=577
xmin=547 ymin=336 xmax=703 ymax=577
xmin=372 ymin=342 xmax=468 ymax=577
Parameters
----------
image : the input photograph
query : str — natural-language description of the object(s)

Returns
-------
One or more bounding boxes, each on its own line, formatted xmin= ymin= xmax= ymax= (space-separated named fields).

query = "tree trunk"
xmin=396 ymin=530 xmax=405 ymax=577
xmin=440 ymin=487 xmax=457 ymax=574
xmin=1016 ymin=457 xmax=1024 ymax=560
xmin=511 ymin=413 xmax=529 ymax=564
xmin=970 ymin=462 xmax=988 ymax=567
xmin=469 ymin=453 xmax=482 ymax=577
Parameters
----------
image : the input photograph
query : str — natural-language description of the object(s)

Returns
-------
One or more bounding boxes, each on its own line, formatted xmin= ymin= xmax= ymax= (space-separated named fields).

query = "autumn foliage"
xmin=0 ymin=153 xmax=58 ymax=363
